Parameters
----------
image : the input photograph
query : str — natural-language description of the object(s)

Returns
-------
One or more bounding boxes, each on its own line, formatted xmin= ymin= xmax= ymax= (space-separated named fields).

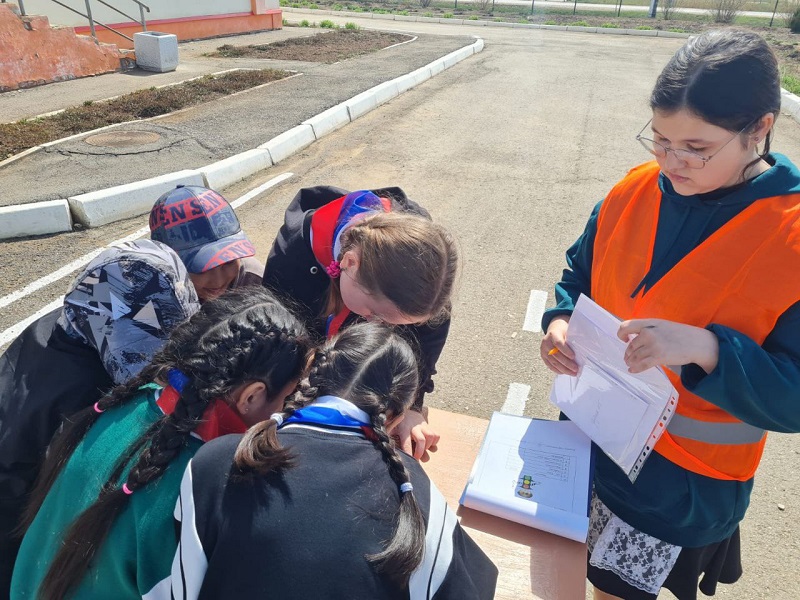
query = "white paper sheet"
xmin=460 ymin=413 xmax=592 ymax=543
xmin=550 ymin=295 xmax=678 ymax=480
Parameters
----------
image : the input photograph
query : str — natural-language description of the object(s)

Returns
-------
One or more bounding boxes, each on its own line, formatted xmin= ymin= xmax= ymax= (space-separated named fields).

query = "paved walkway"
xmin=0 ymin=27 xmax=473 ymax=207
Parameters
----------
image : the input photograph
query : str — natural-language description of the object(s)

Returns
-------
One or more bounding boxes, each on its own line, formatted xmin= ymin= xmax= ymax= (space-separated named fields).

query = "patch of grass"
xmin=543 ymin=19 xmax=558 ymax=24
xmin=396 ymin=9 xmax=409 ymax=15
xmin=309 ymin=2 xmax=319 ymax=7
xmin=0 ymin=70 xmax=292 ymax=159
xmin=635 ymin=24 xmax=654 ymax=29
xmin=320 ymin=19 xmax=338 ymax=27
xmin=600 ymin=22 xmax=619 ymax=27
xmin=300 ymin=18 xmax=311 ymax=26
xmin=332 ymin=2 xmax=343 ymax=8
xmin=667 ymin=26 xmax=687 ymax=32
xmin=345 ymin=21 xmax=360 ymax=29
xmin=468 ymin=14 xmax=479 ymax=19
xmin=570 ymin=20 xmax=590 ymax=26
xmin=423 ymin=11 xmax=434 ymax=16
xmin=782 ymin=73 xmax=800 ymax=95
xmin=443 ymin=12 xmax=453 ymax=17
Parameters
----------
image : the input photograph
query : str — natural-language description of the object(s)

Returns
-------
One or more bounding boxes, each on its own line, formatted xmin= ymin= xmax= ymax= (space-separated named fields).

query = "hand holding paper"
xmin=549 ymin=295 xmax=679 ymax=482
xmin=618 ymin=318 xmax=721 ymax=374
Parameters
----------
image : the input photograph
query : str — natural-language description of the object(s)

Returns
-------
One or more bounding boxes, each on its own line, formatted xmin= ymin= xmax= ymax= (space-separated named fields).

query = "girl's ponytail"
xmin=365 ymin=412 xmax=426 ymax=586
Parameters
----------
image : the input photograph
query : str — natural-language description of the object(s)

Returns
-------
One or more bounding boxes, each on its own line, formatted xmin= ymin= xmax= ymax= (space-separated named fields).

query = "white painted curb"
xmin=303 ymin=104 xmax=351 ymax=139
xmin=201 ymin=149 xmax=273 ymax=191
xmin=68 ymin=169 xmax=205 ymax=227
xmin=0 ymin=200 xmax=72 ymax=239
xmin=781 ymin=89 xmax=800 ymax=120
xmin=345 ymin=90 xmax=379 ymax=121
xmin=259 ymin=124 xmax=316 ymax=164
xmin=3 ymin=36 xmax=485 ymax=238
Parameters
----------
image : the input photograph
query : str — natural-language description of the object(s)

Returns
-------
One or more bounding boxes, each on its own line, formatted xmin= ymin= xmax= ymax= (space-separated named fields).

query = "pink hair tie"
xmin=122 ymin=483 xmax=134 ymax=496
xmin=325 ymin=260 xmax=342 ymax=278
xmin=93 ymin=402 xmax=104 ymax=414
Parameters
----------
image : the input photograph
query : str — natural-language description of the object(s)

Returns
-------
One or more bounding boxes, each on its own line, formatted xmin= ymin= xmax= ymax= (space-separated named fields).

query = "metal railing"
xmin=8 ymin=0 xmax=150 ymax=42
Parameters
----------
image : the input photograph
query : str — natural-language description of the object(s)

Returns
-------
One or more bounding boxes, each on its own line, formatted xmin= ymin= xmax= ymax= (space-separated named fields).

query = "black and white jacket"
xmin=171 ymin=425 xmax=498 ymax=600
xmin=262 ymin=185 xmax=451 ymax=408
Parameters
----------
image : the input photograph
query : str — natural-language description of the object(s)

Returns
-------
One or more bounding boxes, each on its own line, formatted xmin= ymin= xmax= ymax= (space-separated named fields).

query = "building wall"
xmin=0 ymin=4 xmax=127 ymax=92
xmin=18 ymin=0 xmax=281 ymax=49
xmin=21 ymin=0 xmax=263 ymax=27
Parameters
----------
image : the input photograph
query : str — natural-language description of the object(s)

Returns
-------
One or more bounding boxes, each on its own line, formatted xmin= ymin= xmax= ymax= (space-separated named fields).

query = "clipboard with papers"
xmin=549 ymin=294 xmax=679 ymax=482
xmin=460 ymin=412 xmax=592 ymax=543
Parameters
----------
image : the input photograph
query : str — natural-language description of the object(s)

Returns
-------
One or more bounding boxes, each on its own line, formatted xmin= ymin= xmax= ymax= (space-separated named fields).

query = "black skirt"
xmin=588 ymin=526 xmax=742 ymax=600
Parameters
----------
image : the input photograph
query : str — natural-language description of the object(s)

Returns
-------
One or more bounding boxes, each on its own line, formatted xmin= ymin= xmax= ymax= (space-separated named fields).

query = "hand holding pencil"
xmin=541 ymin=315 xmax=578 ymax=376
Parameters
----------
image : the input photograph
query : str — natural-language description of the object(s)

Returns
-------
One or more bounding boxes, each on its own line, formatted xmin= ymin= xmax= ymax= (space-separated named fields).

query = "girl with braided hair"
xmin=263 ymin=186 xmax=459 ymax=462
xmin=171 ymin=321 xmax=497 ymax=600
xmin=11 ymin=288 xmax=312 ymax=600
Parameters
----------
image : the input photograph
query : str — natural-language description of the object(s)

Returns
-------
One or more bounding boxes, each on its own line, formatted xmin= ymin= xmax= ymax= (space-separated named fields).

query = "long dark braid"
xmin=234 ymin=322 xmax=425 ymax=587
xmin=36 ymin=288 xmax=311 ymax=600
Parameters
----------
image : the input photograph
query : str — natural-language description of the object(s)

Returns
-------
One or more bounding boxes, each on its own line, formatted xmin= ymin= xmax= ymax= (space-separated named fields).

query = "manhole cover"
xmin=84 ymin=130 xmax=161 ymax=148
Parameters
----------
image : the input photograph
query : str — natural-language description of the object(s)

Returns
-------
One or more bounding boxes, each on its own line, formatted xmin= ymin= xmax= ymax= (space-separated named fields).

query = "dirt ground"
xmin=0 ymin=69 xmax=290 ymax=158
xmin=208 ymin=30 xmax=412 ymax=63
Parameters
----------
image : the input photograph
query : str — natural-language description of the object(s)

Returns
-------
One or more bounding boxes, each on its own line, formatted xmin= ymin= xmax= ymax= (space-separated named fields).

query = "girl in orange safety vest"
xmin=541 ymin=30 xmax=800 ymax=600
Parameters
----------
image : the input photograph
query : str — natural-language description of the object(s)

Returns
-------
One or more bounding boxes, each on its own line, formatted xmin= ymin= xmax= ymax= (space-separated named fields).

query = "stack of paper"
xmin=550 ymin=294 xmax=678 ymax=481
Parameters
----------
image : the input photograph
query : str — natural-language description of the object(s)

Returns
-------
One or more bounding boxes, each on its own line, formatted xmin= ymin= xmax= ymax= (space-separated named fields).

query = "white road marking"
xmin=0 ymin=173 xmax=293 ymax=348
xmin=522 ymin=289 xmax=548 ymax=333
xmin=500 ymin=382 xmax=530 ymax=416
xmin=0 ymin=298 xmax=63 ymax=347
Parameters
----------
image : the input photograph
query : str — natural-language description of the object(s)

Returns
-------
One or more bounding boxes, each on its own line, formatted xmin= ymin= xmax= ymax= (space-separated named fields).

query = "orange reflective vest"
xmin=592 ymin=161 xmax=800 ymax=481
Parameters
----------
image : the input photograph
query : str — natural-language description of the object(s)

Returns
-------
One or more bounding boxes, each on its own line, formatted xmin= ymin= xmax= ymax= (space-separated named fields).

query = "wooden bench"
xmin=422 ymin=408 xmax=588 ymax=600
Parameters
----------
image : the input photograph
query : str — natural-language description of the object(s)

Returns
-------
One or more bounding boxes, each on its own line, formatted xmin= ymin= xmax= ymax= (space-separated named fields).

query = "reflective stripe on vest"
xmin=667 ymin=413 xmax=766 ymax=445
xmin=592 ymin=161 xmax=800 ymax=481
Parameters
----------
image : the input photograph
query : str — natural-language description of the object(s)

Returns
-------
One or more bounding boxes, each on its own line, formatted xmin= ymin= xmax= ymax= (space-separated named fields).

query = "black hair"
xmin=22 ymin=287 xmax=312 ymax=600
xmin=234 ymin=321 xmax=424 ymax=587
xmin=650 ymin=30 xmax=780 ymax=169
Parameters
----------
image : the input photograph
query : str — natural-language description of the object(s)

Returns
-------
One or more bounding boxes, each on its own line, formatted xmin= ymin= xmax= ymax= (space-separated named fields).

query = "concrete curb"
xmin=0 ymin=200 xmax=72 ymax=238
xmin=781 ymin=89 xmax=800 ymax=121
xmin=68 ymin=170 xmax=206 ymax=228
xmin=3 ymin=36 xmax=484 ymax=239
xmin=201 ymin=149 xmax=274 ymax=192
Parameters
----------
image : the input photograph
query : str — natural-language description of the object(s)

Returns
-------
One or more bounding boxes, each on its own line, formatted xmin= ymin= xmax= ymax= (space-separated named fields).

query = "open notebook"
xmin=550 ymin=294 xmax=679 ymax=482
xmin=460 ymin=412 xmax=592 ymax=543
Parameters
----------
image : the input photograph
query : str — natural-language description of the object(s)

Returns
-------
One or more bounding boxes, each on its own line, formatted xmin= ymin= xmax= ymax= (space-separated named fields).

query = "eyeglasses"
xmin=635 ymin=119 xmax=752 ymax=170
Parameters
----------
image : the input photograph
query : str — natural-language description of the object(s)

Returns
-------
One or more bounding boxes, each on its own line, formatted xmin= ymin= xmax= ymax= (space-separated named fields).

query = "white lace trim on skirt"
xmin=587 ymin=493 xmax=682 ymax=595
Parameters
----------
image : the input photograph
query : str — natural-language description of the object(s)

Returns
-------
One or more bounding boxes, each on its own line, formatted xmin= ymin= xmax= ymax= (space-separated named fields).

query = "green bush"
xmin=571 ymin=20 xmax=590 ymax=26
xmin=300 ymin=19 xmax=311 ymax=26
xmin=423 ymin=11 xmax=434 ymax=16
xmin=320 ymin=19 xmax=337 ymax=27
xmin=468 ymin=14 xmax=479 ymax=19
xmin=309 ymin=3 xmax=319 ymax=8
xmin=600 ymin=22 xmax=618 ymax=28
xmin=333 ymin=3 xmax=343 ymax=9
xmin=443 ymin=12 xmax=453 ymax=17
xmin=345 ymin=21 xmax=360 ymax=29
xmin=790 ymin=6 xmax=800 ymax=32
